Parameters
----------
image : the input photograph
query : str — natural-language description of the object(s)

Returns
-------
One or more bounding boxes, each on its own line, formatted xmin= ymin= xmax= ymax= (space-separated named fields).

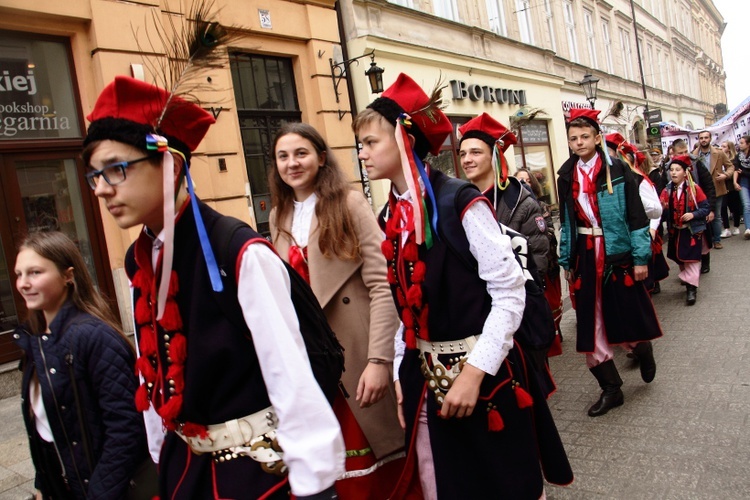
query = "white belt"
xmin=416 ymin=335 xmax=481 ymax=354
xmin=578 ymin=227 xmax=603 ymax=236
xmin=176 ymin=407 xmax=283 ymax=465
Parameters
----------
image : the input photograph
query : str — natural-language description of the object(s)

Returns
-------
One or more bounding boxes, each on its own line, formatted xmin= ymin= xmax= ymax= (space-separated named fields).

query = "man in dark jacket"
xmin=458 ymin=112 xmax=549 ymax=275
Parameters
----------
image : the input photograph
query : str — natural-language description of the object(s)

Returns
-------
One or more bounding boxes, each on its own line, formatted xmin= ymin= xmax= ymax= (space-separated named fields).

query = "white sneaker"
xmin=733 ymin=227 xmax=741 ymax=235
xmin=745 ymin=229 xmax=750 ymax=240
xmin=721 ymin=228 xmax=732 ymax=238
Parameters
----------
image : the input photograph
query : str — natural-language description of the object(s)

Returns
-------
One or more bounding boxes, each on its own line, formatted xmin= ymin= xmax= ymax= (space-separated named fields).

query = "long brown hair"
xmin=269 ymin=123 xmax=360 ymax=260
xmin=722 ymin=140 xmax=737 ymax=161
xmin=18 ymin=231 xmax=124 ymax=337
xmin=515 ymin=167 xmax=544 ymax=199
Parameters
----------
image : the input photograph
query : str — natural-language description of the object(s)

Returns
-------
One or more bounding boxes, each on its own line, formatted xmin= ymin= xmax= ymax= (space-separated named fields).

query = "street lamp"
xmin=578 ymin=73 xmax=600 ymax=109
xmin=330 ymin=50 xmax=384 ymax=104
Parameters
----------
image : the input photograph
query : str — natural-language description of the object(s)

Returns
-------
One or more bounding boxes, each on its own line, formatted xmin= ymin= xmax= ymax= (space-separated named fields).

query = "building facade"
xmin=0 ymin=0 xmax=363 ymax=359
xmin=338 ymin=0 xmax=727 ymax=205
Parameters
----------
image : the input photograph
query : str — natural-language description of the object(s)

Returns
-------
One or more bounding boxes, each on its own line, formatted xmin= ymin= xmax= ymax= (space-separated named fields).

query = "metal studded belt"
xmin=416 ymin=335 xmax=480 ymax=405
xmin=176 ymin=407 xmax=286 ymax=474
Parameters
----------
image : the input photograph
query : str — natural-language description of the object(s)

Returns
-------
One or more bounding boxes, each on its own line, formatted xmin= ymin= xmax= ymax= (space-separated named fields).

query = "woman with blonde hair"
xmin=269 ymin=122 xmax=404 ymax=499
xmin=14 ymin=231 xmax=149 ymax=499
xmin=720 ymin=140 xmax=743 ymax=236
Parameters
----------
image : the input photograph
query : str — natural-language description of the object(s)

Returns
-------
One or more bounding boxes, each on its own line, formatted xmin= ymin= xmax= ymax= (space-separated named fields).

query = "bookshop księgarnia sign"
xmin=449 ymin=80 xmax=527 ymax=106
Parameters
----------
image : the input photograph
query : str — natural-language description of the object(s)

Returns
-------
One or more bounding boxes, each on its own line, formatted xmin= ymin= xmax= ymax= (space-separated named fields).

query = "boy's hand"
xmin=633 ymin=265 xmax=648 ymax=281
xmin=356 ymin=362 xmax=389 ymax=408
xmin=440 ymin=364 xmax=484 ymax=419
xmin=707 ymin=211 xmax=715 ymax=223
xmin=681 ymin=212 xmax=695 ymax=222
xmin=394 ymin=380 xmax=405 ymax=429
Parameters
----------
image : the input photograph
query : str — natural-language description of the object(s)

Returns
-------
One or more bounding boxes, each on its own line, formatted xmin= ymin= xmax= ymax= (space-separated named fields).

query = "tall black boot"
xmin=686 ymin=284 xmax=697 ymax=306
xmin=631 ymin=341 xmax=656 ymax=383
xmin=701 ymin=253 xmax=710 ymax=274
xmin=588 ymin=360 xmax=624 ymax=417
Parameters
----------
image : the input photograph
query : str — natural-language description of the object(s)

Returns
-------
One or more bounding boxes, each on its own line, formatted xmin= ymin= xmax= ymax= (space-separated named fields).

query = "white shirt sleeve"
xmin=639 ymin=180 xmax=663 ymax=222
xmin=393 ymin=322 xmax=405 ymax=382
xmin=237 ymin=243 xmax=345 ymax=496
xmin=462 ymin=201 xmax=526 ymax=375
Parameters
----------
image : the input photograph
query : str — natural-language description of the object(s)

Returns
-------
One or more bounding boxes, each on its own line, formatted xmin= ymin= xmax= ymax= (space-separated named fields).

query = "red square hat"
xmin=567 ymin=108 xmax=601 ymax=132
xmin=670 ymin=154 xmax=692 ymax=170
xmin=84 ymin=76 xmax=215 ymax=158
xmin=367 ymin=73 xmax=453 ymax=159
xmin=458 ymin=113 xmax=517 ymax=152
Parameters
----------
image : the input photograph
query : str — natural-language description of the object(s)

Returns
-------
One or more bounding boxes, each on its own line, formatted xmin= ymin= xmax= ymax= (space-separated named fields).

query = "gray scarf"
xmin=739 ymin=151 xmax=750 ymax=172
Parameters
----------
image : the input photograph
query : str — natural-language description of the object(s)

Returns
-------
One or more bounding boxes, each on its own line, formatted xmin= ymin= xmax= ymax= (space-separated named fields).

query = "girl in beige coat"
xmin=269 ymin=123 xmax=405 ymax=499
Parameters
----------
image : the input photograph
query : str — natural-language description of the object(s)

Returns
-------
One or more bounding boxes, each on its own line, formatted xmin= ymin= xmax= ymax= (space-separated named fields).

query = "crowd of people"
xmin=10 ymin=32 xmax=750 ymax=500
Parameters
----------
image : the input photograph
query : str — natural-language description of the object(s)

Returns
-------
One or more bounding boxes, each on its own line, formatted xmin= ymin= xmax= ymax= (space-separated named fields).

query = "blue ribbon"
xmin=183 ymin=164 xmax=224 ymax=292
xmin=414 ymin=154 xmax=439 ymax=241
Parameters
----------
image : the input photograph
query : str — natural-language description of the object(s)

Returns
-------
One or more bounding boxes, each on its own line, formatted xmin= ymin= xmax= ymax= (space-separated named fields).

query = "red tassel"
xmin=385 ymin=216 xmax=399 ymax=240
xmin=396 ymin=289 xmax=406 ymax=307
xmin=168 ymin=271 xmax=180 ymax=297
xmin=488 ymin=408 xmax=504 ymax=431
xmin=134 ymin=296 xmax=151 ymax=324
xmin=159 ymin=299 xmax=183 ymax=331
xmin=181 ymin=422 xmax=209 ymax=439
xmin=402 ymin=241 xmax=418 ymax=262
xmin=138 ymin=325 xmax=157 ymax=357
xmin=131 ymin=270 xmax=148 ymax=291
xmin=135 ymin=384 xmax=150 ymax=412
xmin=574 ymin=278 xmax=582 ymax=291
xmin=167 ymin=364 xmax=185 ymax=393
xmin=406 ymin=284 xmax=422 ymax=308
xmin=405 ymin=328 xmax=417 ymax=350
xmin=623 ymin=273 xmax=634 ymax=287
xmin=169 ymin=333 xmax=187 ymax=364
xmin=402 ymin=309 xmax=415 ymax=328
xmin=411 ymin=261 xmax=426 ymax=283
xmin=135 ymin=356 xmax=156 ymax=381
xmin=586 ymin=236 xmax=594 ymax=250
xmin=690 ymin=237 xmax=696 ymax=246
xmin=381 ymin=240 xmax=395 ymax=261
xmin=158 ymin=394 xmax=183 ymax=422
xmin=515 ymin=385 xmax=533 ymax=409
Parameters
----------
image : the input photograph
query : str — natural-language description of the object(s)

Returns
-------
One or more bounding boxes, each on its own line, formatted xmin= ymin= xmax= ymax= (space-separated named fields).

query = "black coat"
xmin=15 ymin=301 xmax=147 ymax=500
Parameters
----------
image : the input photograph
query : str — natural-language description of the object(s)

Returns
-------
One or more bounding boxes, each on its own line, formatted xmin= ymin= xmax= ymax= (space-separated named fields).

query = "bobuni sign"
xmin=0 ymin=33 xmax=81 ymax=140
xmin=449 ymin=80 xmax=527 ymax=106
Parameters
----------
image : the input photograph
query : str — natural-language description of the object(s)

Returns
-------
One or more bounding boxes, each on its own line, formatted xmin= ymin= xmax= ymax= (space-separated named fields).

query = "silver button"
xmin=49 ymin=368 xmax=56 ymax=374
xmin=13 ymin=334 xmax=20 ymax=339
xmin=42 ymin=335 xmax=48 ymax=341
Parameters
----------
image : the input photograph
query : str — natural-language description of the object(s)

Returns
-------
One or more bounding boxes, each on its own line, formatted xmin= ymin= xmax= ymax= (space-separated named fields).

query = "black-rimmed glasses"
xmin=85 ymin=156 xmax=156 ymax=190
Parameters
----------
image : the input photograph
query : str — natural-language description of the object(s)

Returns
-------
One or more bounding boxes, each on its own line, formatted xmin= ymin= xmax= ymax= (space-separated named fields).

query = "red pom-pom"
xmin=134 ymin=296 xmax=151 ymax=324
xmin=131 ymin=270 xmax=149 ymax=291
xmin=168 ymin=271 xmax=180 ymax=297
xmin=690 ymin=237 xmax=696 ymax=247
xmin=135 ymin=356 xmax=156 ymax=381
xmin=404 ymin=328 xmax=417 ymax=350
xmin=623 ymin=273 xmax=634 ymax=287
xmin=488 ymin=408 xmax=504 ymax=431
xmin=406 ymin=284 xmax=422 ymax=308
xmin=402 ymin=309 xmax=415 ymax=328
xmin=158 ymin=394 xmax=183 ymax=422
xmin=158 ymin=299 xmax=183 ymax=331
xmin=381 ymin=240 xmax=395 ymax=261
xmin=135 ymin=384 xmax=151 ymax=412
xmin=411 ymin=261 xmax=426 ymax=283
xmin=138 ymin=325 xmax=157 ymax=357
xmin=396 ymin=289 xmax=406 ymax=307
xmin=167 ymin=364 xmax=185 ymax=393
xmin=402 ymin=241 xmax=418 ymax=261
xmin=387 ymin=266 xmax=397 ymax=285
xmin=515 ymin=385 xmax=533 ymax=409
xmin=574 ymin=278 xmax=582 ymax=291
xmin=181 ymin=422 xmax=209 ymax=439
xmin=169 ymin=333 xmax=187 ymax=364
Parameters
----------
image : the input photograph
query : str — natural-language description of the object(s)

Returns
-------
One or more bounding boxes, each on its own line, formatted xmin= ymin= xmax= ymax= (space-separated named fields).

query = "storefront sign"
xmin=561 ymin=100 xmax=592 ymax=118
xmin=0 ymin=33 xmax=81 ymax=140
xmin=450 ymin=80 xmax=526 ymax=106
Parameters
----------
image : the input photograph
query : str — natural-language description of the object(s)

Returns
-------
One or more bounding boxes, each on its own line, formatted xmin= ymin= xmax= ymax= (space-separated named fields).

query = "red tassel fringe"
xmin=387 ymin=266 xmax=396 ymax=285
xmin=405 ymin=328 xmax=417 ymax=350
xmin=138 ymin=325 xmax=157 ymax=357
xmin=136 ymin=356 xmax=156 ymax=381
xmin=169 ymin=333 xmax=187 ymax=364
xmin=488 ymin=408 xmax=504 ymax=431
xmin=381 ymin=240 xmax=394 ymax=261
xmin=406 ymin=284 xmax=422 ymax=308
xmin=167 ymin=364 xmax=185 ymax=393
xmin=135 ymin=384 xmax=150 ymax=412
xmin=402 ymin=309 xmax=415 ymax=328
xmin=181 ymin=422 xmax=209 ymax=439
xmin=134 ymin=296 xmax=151 ymax=324
xmin=402 ymin=241 xmax=418 ymax=262
xmin=623 ymin=273 xmax=634 ymax=287
xmin=411 ymin=261 xmax=426 ymax=283
xmin=159 ymin=300 xmax=183 ymax=331
xmin=158 ymin=394 xmax=183 ymax=422
xmin=515 ymin=385 xmax=533 ymax=409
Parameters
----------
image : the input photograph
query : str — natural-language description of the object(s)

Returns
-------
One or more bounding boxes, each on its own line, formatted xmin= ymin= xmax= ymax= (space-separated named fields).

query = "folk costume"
xmin=558 ymin=109 xmax=663 ymax=417
xmin=660 ymin=155 xmax=711 ymax=304
xmin=372 ymin=74 xmax=573 ymax=499
xmin=84 ymin=76 xmax=344 ymax=499
xmin=605 ymin=133 xmax=669 ymax=293
xmin=458 ymin=113 xmax=558 ymax=397
xmin=270 ymin=189 xmax=406 ymax=499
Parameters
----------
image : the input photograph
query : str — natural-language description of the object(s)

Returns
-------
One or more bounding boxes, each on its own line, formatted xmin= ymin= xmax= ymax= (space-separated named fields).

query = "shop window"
xmin=514 ymin=120 xmax=557 ymax=206
xmin=426 ymin=115 xmax=469 ymax=179
xmin=230 ymin=54 xmax=301 ymax=235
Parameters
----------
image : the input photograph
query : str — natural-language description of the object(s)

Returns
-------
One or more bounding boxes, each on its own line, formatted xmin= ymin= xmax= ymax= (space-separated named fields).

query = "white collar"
xmin=577 ymin=152 xmax=600 ymax=170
